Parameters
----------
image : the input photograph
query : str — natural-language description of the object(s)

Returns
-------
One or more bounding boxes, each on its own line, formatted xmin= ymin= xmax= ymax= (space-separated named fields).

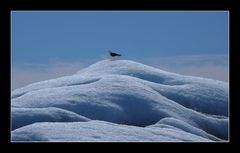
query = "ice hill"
xmin=11 ymin=59 xmax=228 ymax=142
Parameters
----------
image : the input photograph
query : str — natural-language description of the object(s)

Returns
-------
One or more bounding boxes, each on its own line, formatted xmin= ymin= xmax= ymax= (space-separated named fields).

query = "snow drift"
xmin=11 ymin=59 xmax=229 ymax=142
xmin=11 ymin=107 xmax=90 ymax=130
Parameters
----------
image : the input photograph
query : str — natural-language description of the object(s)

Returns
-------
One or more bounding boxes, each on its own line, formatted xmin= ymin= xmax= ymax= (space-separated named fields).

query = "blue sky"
xmin=11 ymin=11 xmax=229 ymax=89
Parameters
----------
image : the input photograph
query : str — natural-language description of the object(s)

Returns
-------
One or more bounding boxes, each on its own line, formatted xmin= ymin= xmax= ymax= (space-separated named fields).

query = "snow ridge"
xmin=11 ymin=59 xmax=228 ymax=142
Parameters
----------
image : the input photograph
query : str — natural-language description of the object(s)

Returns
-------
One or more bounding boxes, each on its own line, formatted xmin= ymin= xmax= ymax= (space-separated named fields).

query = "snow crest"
xmin=11 ymin=60 xmax=228 ymax=142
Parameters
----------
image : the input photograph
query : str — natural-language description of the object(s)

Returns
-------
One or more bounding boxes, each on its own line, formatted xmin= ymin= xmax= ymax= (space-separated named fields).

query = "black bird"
xmin=109 ymin=50 xmax=121 ymax=57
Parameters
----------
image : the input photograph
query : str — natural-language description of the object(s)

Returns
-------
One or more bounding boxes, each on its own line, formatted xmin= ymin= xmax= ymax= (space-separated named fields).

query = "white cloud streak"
xmin=11 ymin=61 xmax=87 ymax=90
xmin=12 ymin=54 xmax=228 ymax=90
xmin=139 ymin=54 xmax=228 ymax=82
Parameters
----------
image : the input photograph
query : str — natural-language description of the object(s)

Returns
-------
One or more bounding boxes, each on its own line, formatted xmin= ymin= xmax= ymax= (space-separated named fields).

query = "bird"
xmin=109 ymin=50 xmax=121 ymax=57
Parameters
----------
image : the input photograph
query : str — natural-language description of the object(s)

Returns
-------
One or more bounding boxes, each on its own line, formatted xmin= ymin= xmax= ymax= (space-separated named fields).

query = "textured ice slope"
xmin=11 ymin=60 xmax=228 ymax=141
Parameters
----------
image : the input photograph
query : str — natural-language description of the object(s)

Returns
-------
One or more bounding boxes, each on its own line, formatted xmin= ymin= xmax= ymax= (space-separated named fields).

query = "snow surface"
xmin=11 ymin=59 xmax=229 ymax=142
xmin=11 ymin=120 xmax=212 ymax=142
xmin=12 ymin=107 xmax=90 ymax=130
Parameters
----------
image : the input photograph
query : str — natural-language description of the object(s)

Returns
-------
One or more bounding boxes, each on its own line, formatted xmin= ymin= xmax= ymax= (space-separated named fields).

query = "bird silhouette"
xmin=109 ymin=50 xmax=121 ymax=57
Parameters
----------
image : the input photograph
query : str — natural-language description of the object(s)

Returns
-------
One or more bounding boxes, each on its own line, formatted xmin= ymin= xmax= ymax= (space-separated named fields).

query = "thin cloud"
xmin=160 ymin=64 xmax=228 ymax=81
xmin=12 ymin=54 xmax=228 ymax=90
xmin=139 ymin=54 xmax=228 ymax=82
xmin=11 ymin=61 xmax=87 ymax=90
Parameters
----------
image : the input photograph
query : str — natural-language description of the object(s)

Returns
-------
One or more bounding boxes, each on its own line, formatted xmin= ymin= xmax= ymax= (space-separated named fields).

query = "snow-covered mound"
xmin=11 ymin=60 xmax=229 ymax=142
xmin=11 ymin=120 xmax=213 ymax=142
xmin=11 ymin=107 xmax=90 ymax=130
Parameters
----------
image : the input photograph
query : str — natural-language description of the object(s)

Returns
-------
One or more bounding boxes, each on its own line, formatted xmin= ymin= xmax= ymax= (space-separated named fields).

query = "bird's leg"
xmin=110 ymin=56 xmax=114 ymax=61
